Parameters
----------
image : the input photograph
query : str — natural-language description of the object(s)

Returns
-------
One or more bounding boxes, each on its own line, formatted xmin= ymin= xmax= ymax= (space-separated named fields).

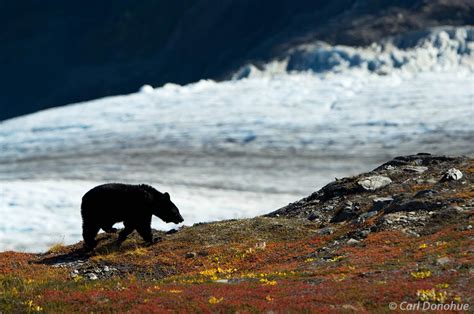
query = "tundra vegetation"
xmin=0 ymin=154 xmax=472 ymax=312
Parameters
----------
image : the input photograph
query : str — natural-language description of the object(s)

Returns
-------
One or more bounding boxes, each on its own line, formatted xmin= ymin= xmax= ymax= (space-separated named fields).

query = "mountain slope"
xmin=0 ymin=154 xmax=472 ymax=312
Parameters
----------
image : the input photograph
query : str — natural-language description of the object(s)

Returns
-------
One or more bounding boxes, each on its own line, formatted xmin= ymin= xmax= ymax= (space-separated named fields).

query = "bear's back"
xmin=81 ymin=183 xmax=148 ymax=222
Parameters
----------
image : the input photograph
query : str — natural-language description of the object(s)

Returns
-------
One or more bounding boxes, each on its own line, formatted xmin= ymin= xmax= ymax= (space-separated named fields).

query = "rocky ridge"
xmin=268 ymin=153 xmax=472 ymax=237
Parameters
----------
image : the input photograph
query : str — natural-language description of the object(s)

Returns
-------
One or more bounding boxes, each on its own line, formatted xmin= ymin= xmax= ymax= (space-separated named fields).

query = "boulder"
xmin=441 ymin=168 xmax=463 ymax=181
xmin=358 ymin=176 xmax=392 ymax=191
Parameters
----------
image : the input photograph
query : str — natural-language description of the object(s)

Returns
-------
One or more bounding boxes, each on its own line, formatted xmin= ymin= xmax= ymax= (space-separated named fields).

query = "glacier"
xmin=0 ymin=27 xmax=473 ymax=252
xmin=234 ymin=26 xmax=474 ymax=78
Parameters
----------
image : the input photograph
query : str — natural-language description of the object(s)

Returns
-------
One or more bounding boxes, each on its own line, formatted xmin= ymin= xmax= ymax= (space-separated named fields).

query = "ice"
xmin=234 ymin=27 xmax=474 ymax=78
xmin=1 ymin=71 xmax=471 ymax=161
xmin=139 ymin=84 xmax=154 ymax=93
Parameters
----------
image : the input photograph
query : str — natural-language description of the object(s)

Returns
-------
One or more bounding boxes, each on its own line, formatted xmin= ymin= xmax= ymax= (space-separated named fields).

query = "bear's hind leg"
xmin=117 ymin=223 xmax=134 ymax=244
xmin=83 ymin=223 xmax=100 ymax=249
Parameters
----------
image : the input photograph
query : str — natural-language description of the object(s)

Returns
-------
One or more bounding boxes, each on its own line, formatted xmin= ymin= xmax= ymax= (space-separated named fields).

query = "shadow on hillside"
xmin=34 ymin=233 xmax=119 ymax=265
xmin=35 ymin=250 xmax=87 ymax=266
xmin=33 ymin=231 xmax=164 ymax=266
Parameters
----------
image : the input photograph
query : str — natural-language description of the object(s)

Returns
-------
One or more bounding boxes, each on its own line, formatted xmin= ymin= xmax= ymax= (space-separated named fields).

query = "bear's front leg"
xmin=136 ymin=225 xmax=154 ymax=245
xmin=82 ymin=223 xmax=100 ymax=250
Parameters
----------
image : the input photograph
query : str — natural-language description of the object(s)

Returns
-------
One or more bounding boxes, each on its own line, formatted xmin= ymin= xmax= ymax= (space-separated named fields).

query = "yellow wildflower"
xmin=24 ymin=300 xmax=43 ymax=312
xmin=242 ymin=272 xmax=257 ymax=278
xmin=260 ymin=278 xmax=277 ymax=286
xmin=410 ymin=270 xmax=431 ymax=279
xmin=336 ymin=274 xmax=347 ymax=282
xmin=416 ymin=289 xmax=447 ymax=303
xmin=330 ymin=255 xmax=344 ymax=262
xmin=208 ymin=296 xmax=223 ymax=304
xmin=73 ymin=275 xmax=83 ymax=282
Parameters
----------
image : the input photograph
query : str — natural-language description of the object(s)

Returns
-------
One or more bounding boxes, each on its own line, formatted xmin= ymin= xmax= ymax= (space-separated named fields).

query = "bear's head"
xmin=153 ymin=192 xmax=184 ymax=224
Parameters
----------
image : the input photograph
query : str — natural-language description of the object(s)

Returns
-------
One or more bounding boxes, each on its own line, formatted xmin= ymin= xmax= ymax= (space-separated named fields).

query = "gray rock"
xmin=436 ymin=257 xmax=450 ymax=266
xmin=386 ymin=200 xmax=444 ymax=213
xmin=87 ymin=273 xmax=98 ymax=280
xmin=215 ymin=279 xmax=229 ymax=283
xmin=403 ymin=229 xmax=420 ymax=237
xmin=414 ymin=189 xmax=437 ymax=198
xmin=317 ymin=246 xmax=330 ymax=253
xmin=441 ymin=168 xmax=463 ymax=181
xmin=373 ymin=196 xmax=394 ymax=203
xmin=358 ymin=176 xmax=392 ymax=191
xmin=307 ymin=212 xmax=319 ymax=221
xmin=185 ymin=252 xmax=197 ymax=258
xmin=347 ymin=238 xmax=360 ymax=245
xmin=341 ymin=304 xmax=360 ymax=311
xmin=372 ymin=197 xmax=394 ymax=210
xmin=103 ymin=266 xmax=110 ymax=272
xmin=359 ymin=229 xmax=371 ymax=238
xmin=330 ymin=206 xmax=359 ymax=223
xmin=322 ymin=206 xmax=334 ymax=211
xmin=358 ymin=211 xmax=378 ymax=222
xmin=458 ymin=225 xmax=473 ymax=231
xmin=450 ymin=206 xmax=465 ymax=213
xmin=403 ymin=166 xmax=428 ymax=173
xmin=317 ymin=227 xmax=334 ymax=235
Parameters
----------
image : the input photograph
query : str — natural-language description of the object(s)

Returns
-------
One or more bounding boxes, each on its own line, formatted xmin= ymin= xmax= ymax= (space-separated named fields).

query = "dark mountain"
xmin=1 ymin=0 xmax=472 ymax=120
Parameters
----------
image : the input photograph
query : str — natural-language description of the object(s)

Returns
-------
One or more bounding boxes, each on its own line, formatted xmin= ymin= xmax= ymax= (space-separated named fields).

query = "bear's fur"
xmin=81 ymin=183 xmax=183 ymax=249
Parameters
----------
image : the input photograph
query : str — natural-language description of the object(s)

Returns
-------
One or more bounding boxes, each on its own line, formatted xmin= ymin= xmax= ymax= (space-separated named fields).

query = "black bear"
xmin=81 ymin=183 xmax=184 ymax=249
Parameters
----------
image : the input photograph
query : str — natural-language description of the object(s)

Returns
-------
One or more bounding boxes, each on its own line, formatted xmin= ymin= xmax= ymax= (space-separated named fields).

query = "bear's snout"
xmin=174 ymin=214 xmax=184 ymax=224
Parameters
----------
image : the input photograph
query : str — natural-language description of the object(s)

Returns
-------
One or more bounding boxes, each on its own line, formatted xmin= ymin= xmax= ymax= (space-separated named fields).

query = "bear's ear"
xmin=164 ymin=192 xmax=170 ymax=199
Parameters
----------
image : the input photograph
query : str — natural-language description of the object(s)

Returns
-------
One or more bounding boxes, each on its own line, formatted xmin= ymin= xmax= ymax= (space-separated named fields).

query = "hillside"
xmin=1 ymin=0 xmax=473 ymax=120
xmin=1 ymin=153 xmax=472 ymax=312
